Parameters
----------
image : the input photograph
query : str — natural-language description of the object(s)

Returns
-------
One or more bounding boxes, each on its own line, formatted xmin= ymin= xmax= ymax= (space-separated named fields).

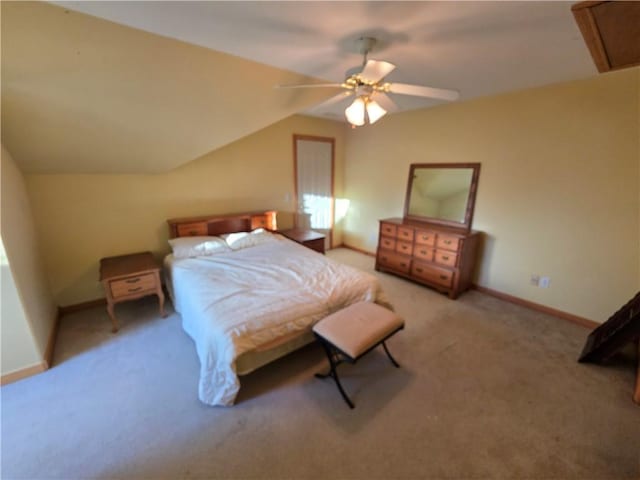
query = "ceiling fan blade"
xmin=315 ymin=91 xmax=354 ymax=108
xmin=387 ymin=83 xmax=460 ymax=101
xmin=275 ymin=83 xmax=344 ymax=89
xmin=372 ymin=92 xmax=398 ymax=113
xmin=359 ymin=60 xmax=396 ymax=83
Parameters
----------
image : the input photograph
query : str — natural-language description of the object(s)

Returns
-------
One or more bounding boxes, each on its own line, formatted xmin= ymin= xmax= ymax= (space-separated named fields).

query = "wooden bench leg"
xmin=315 ymin=341 xmax=355 ymax=409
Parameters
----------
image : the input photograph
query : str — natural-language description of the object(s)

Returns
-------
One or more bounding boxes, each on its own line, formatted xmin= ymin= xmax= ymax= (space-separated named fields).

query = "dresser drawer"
xmin=436 ymin=234 xmax=460 ymax=252
xmin=380 ymin=223 xmax=397 ymax=237
xmin=177 ymin=222 xmax=208 ymax=237
xmin=414 ymin=246 xmax=434 ymax=261
xmin=397 ymin=226 xmax=414 ymax=242
xmin=110 ymin=273 xmax=157 ymax=298
xmin=396 ymin=240 xmax=413 ymax=256
xmin=434 ymin=249 xmax=458 ymax=267
xmin=379 ymin=236 xmax=396 ymax=251
xmin=377 ymin=251 xmax=411 ymax=274
xmin=411 ymin=262 xmax=454 ymax=288
xmin=415 ymin=230 xmax=436 ymax=247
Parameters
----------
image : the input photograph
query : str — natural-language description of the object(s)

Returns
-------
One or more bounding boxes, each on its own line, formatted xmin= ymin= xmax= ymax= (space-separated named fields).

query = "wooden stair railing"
xmin=578 ymin=292 xmax=640 ymax=404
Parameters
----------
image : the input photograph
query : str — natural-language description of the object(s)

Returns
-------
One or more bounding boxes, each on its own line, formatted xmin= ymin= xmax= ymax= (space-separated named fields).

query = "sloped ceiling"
xmin=1 ymin=1 xmax=335 ymax=173
xmin=48 ymin=1 xmax=596 ymax=119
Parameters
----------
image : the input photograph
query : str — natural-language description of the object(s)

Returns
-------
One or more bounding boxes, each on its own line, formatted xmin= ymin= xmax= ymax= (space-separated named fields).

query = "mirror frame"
xmin=403 ymin=162 xmax=481 ymax=231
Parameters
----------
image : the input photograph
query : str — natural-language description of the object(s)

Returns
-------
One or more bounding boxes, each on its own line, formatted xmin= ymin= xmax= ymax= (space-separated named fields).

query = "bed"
xmin=165 ymin=211 xmax=392 ymax=406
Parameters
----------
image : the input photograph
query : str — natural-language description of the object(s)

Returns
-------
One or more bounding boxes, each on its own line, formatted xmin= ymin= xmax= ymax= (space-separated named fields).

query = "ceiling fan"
xmin=276 ymin=37 xmax=460 ymax=127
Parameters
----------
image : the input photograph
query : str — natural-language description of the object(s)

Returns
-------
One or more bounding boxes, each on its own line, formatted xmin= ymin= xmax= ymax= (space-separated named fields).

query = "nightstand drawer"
xmin=110 ymin=273 xmax=156 ymax=298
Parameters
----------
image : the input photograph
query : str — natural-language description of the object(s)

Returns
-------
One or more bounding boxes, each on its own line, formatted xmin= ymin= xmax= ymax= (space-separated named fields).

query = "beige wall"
xmin=344 ymin=68 xmax=640 ymax=323
xmin=1 ymin=243 xmax=41 ymax=375
xmin=26 ymin=115 xmax=346 ymax=306
xmin=1 ymin=145 xmax=56 ymax=373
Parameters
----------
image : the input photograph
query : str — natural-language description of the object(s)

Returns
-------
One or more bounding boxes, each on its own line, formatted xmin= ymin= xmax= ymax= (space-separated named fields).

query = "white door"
xmin=294 ymin=135 xmax=334 ymax=250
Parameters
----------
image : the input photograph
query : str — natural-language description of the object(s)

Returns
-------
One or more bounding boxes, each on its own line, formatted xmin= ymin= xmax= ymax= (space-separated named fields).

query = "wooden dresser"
xmin=375 ymin=218 xmax=481 ymax=299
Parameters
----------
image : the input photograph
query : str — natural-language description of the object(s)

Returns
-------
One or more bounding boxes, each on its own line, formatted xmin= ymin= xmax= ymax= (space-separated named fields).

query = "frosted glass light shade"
xmin=345 ymin=97 xmax=366 ymax=126
xmin=366 ymin=100 xmax=387 ymax=124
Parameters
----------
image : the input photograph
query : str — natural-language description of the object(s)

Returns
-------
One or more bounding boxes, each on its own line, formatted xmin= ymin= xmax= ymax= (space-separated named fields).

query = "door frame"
xmin=292 ymin=134 xmax=335 ymax=249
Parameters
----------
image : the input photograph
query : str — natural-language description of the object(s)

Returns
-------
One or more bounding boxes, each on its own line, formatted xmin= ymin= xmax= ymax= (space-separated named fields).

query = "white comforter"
xmin=165 ymin=237 xmax=391 ymax=406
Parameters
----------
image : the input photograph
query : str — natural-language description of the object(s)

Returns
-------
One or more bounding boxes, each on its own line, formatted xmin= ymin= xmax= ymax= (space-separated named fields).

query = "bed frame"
xmin=166 ymin=210 xmax=316 ymax=376
xmin=167 ymin=210 xmax=277 ymax=239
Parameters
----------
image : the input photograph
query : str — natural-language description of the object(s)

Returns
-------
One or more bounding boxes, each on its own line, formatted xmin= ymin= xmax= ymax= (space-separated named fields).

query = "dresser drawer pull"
xmin=189 ymin=230 xmax=199 ymax=235
xmin=128 ymin=286 xmax=143 ymax=293
xmin=125 ymin=278 xmax=140 ymax=284
xmin=416 ymin=267 xmax=423 ymax=273
xmin=382 ymin=256 xmax=388 ymax=261
xmin=444 ymin=240 xmax=452 ymax=245
xmin=439 ymin=275 xmax=448 ymax=280
xmin=442 ymin=255 xmax=449 ymax=261
xmin=420 ymin=250 xmax=427 ymax=255
xmin=400 ymin=262 xmax=407 ymax=268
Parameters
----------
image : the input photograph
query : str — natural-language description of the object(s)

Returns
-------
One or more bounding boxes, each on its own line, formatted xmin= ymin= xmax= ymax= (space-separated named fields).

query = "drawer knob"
xmin=444 ymin=240 xmax=452 ymax=245
xmin=439 ymin=275 xmax=447 ymax=280
xmin=442 ymin=256 xmax=449 ymax=261
xmin=128 ymin=286 xmax=143 ymax=293
xmin=420 ymin=250 xmax=426 ymax=255
xmin=126 ymin=278 xmax=140 ymax=284
xmin=416 ymin=268 xmax=423 ymax=273
xmin=400 ymin=263 xmax=406 ymax=267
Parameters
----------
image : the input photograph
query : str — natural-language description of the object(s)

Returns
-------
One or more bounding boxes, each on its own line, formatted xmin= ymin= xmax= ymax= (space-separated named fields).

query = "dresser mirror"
xmin=404 ymin=163 xmax=480 ymax=231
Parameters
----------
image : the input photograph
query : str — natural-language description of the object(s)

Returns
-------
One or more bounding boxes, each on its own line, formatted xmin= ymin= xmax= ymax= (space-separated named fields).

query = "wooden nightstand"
xmin=279 ymin=229 xmax=326 ymax=254
xmin=99 ymin=251 xmax=165 ymax=332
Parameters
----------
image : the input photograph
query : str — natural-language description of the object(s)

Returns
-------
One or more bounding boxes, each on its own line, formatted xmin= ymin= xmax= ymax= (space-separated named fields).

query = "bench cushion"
xmin=313 ymin=302 xmax=404 ymax=359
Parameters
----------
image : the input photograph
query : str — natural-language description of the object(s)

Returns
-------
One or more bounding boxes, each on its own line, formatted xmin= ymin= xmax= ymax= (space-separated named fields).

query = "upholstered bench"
xmin=312 ymin=301 xmax=404 ymax=408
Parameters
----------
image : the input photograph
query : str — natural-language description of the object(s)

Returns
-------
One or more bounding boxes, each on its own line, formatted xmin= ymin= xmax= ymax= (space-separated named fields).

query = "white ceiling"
xmin=50 ymin=1 xmax=597 ymax=121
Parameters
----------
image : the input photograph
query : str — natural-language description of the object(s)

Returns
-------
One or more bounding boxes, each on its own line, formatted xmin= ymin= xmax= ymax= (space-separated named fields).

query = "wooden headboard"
xmin=167 ymin=210 xmax=277 ymax=239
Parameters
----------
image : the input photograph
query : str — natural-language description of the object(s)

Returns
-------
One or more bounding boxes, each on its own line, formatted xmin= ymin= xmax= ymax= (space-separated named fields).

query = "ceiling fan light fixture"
xmin=366 ymin=99 xmax=386 ymax=124
xmin=345 ymin=96 xmax=366 ymax=126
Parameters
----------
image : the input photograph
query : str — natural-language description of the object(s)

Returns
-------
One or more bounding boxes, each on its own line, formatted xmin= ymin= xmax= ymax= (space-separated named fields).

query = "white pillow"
xmin=222 ymin=229 xmax=278 ymax=250
xmin=168 ymin=236 xmax=231 ymax=258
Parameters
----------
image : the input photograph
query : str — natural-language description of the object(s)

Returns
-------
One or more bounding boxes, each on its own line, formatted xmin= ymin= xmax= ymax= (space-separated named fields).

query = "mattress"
xmin=164 ymin=236 xmax=391 ymax=406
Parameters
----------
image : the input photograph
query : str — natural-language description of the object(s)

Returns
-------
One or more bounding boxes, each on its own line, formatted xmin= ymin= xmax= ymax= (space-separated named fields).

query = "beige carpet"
xmin=2 ymin=248 xmax=638 ymax=479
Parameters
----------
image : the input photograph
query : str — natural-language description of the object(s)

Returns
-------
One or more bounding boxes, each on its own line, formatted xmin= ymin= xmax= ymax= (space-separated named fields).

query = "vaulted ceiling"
xmin=1 ymin=2 xmax=334 ymax=173
xmin=1 ymin=1 xmax=597 ymax=174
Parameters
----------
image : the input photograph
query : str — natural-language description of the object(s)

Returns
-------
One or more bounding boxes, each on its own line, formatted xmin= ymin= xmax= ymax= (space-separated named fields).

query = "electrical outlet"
xmin=539 ymin=276 xmax=551 ymax=288
xmin=530 ymin=274 xmax=540 ymax=286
